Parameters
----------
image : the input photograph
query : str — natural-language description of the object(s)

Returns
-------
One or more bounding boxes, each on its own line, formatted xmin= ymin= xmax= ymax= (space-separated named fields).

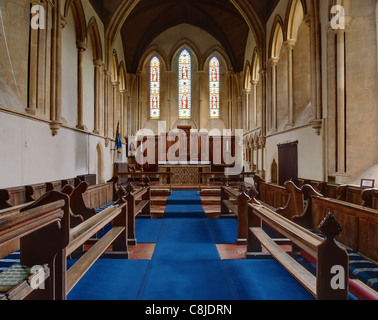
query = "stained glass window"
xmin=209 ymin=57 xmax=220 ymax=119
xmin=150 ymin=56 xmax=160 ymax=119
xmin=178 ymin=49 xmax=191 ymax=119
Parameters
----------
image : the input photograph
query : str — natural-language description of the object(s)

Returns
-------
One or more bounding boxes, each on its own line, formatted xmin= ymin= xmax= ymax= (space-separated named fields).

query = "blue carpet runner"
xmin=68 ymin=191 xmax=314 ymax=300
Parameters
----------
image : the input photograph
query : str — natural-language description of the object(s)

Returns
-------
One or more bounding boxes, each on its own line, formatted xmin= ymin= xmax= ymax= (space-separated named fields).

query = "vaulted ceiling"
xmin=90 ymin=0 xmax=279 ymax=74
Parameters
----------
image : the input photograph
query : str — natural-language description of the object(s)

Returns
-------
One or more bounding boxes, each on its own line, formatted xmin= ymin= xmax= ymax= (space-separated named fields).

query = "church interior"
xmin=0 ymin=0 xmax=377 ymax=301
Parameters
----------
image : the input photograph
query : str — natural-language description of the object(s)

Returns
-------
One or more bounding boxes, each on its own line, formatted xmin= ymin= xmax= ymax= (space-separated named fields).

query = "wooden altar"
xmin=159 ymin=163 xmax=211 ymax=185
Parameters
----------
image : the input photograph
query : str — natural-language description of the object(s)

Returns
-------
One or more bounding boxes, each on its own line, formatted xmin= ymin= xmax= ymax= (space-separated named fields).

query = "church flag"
xmin=116 ymin=121 xmax=122 ymax=154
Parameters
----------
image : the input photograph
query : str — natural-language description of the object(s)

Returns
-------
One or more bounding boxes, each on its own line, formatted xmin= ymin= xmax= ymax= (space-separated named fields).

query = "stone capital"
xmin=76 ymin=41 xmax=88 ymax=52
xmin=284 ymin=39 xmax=296 ymax=50
xmin=267 ymin=58 xmax=279 ymax=68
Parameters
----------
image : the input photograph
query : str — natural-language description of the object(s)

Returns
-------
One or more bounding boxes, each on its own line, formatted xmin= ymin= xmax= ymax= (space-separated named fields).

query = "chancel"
xmin=0 ymin=0 xmax=378 ymax=302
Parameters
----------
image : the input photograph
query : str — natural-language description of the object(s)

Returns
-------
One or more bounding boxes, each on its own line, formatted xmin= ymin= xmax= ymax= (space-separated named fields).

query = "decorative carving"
xmin=318 ymin=212 xmax=343 ymax=239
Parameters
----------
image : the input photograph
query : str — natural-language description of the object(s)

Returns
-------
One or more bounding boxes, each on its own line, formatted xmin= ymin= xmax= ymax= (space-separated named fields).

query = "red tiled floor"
xmin=128 ymin=243 xmax=156 ymax=260
xmin=216 ymin=243 xmax=293 ymax=260
xmin=216 ymin=244 xmax=247 ymax=260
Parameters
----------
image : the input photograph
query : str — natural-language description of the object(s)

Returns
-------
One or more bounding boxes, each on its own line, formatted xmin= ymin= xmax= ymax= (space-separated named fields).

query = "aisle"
xmin=68 ymin=191 xmax=314 ymax=301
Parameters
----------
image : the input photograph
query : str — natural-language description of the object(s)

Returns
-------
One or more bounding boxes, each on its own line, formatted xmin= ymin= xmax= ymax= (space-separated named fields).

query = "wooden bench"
xmin=253 ymin=175 xmax=289 ymax=210
xmin=246 ymin=202 xmax=349 ymax=300
xmin=221 ymin=179 xmax=257 ymax=245
xmin=361 ymin=188 xmax=378 ymax=210
xmin=124 ymin=181 xmax=151 ymax=246
xmin=0 ymin=191 xmax=70 ymax=300
xmin=68 ymin=180 xmax=116 ymax=228
xmin=64 ymin=194 xmax=129 ymax=295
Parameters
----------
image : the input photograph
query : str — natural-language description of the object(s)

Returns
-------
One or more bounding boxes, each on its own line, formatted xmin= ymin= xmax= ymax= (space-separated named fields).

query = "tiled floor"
xmin=128 ymin=244 xmax=156 ymax=260
xmin=217 ymin=244 xmax=247 ymax=260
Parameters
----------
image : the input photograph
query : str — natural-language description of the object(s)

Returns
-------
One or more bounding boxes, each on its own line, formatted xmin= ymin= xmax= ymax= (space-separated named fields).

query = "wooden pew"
xmin=115 ymin=171 xmax=173 ymax=189
xmin=221 ymin=180 xmax=257 ymax=245
xmin=124 ymin=181 xmax=151 ymax=246
xmin=246 ymin=202 xmax=349 ymax=300
xmin=253 ymin=175 xmax=289 ymax=210
xmin=360 ymin=188 xmax=378 ymax=209
xmin=65 ymin=195 xmax=129 ymax=295
xmin=0 ymin=191 xmax=70 ymax=300
xmin=68 ymin=180 xmax=115 ymax=228
xmin=292 ymin=187 xmax=378 ymax=264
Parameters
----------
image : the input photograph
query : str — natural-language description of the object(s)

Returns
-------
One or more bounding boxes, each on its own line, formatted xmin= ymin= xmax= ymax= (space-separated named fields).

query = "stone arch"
xmin=285 ymin=0 xmax=307 ymax=41
xmin=168 ymin=39 xmax=201 ymax=72
xmin=269 ymin=15 xmax=285 ymax=60
xmin=138 ymin=46 xmax=168 ymax=73
xmin=87 ymin=17 xmax=103 ymax=62
xmin=64 ymin=0 xmax=87 ymax=44
xmin=251 ymin=48 xmax=260 ymax=82
xmin=111 ymin=50 xmax=119 ymax=83
xmin=202 ymin=46 xmax=233 ymax=73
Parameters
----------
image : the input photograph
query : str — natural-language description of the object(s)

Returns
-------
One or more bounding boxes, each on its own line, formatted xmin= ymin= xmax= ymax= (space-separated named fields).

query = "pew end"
xmin=0 ymin=191 xmax=70 ymax=300
xmin=246 ymin=203 xmax=350 ymax=300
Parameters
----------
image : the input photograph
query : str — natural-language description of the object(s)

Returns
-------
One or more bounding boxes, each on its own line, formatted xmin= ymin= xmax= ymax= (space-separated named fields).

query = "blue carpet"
xmin=164 ymin=190 xmax=205 ymax=218
xmin=206 ymin=218 xmax=238 ymax=244
xmin=166 ymin=190 xmax=202 ymax=204
xmin=138 ymin=218 xmax=236 ymax=300
xmin=67 ymin=259 xmax=150 ymax=300
xmin=223 ymin=259 xmax=315 ymax=300
xmin=135 ymin=219 xmax=164 ymax=243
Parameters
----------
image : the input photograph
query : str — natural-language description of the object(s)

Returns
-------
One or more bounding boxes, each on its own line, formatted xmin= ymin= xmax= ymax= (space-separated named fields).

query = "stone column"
xmin=112 ymin=81 xmax=120 ymax=135
xmin=252 ymin=80 xmax=258 ymax=127
xmin=93 ymin=60 xmax=102 ymax=134
xmin=269 ymin=58 xmax=279 ymax=132
xmin=285 ymin=40 xmax=296 ymax=127
xmin=104 ymin=70 xmax=111 ymax=145
xmin=259 ymin=137 xmax=266 ymax=180
xmin=243 ymin=88 xmax=251 ymax=131
xmin=137 ymin=71 xmax=143 ymax=131
xmin=227 ymin=71 xmax=233 ymax=129
xmin=336 ymin=28 xmax=346 ymax=173
xmin=127 ymin=96 xmax=133 ymax=136
xmin=50 ymin=3 xmax=64 ymax=136
xmin=259 ymin=69 xmax=267 ymax=136
xmin=27 ymin=25 xmax=38 ymax=116
xmin=76 ymin=41 xmax=87 ymax=131
xmin=120 ymin=89 xmax=126 ymax=141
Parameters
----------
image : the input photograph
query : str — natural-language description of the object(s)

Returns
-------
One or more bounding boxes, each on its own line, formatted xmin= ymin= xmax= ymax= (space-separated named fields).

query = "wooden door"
xmin=278 ymin=142 xmax=298 ymax=186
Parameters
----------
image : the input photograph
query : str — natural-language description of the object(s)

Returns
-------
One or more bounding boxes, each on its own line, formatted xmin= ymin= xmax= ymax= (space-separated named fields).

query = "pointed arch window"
xmin=150 ymin=56 xmax=160 ymax=119
xmin=209 ymin=57 xmax=220 ymax=119
xmin=178 ymin=49 xmax=191 ymax=119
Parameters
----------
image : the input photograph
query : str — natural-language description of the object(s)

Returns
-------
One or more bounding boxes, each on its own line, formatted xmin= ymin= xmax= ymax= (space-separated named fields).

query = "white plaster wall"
xmin=0 ymin=110 xmax=118 ymax=189
xmin=83 ymin=38 xmax=95 ymax=133
xmin=265 ymin=126 xmax=323 ymax=183
xmin=61 ymin=8 xmax=78 ymax=128
xmin=0 ymin=112 xmax=88 ymax=188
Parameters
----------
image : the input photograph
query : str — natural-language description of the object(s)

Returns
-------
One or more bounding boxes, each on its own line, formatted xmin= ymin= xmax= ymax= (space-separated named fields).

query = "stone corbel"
xmin=50 ymin=121 xmax=62 ymax=137
xmin=311 ymin=118 xmax=323 ymax=136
